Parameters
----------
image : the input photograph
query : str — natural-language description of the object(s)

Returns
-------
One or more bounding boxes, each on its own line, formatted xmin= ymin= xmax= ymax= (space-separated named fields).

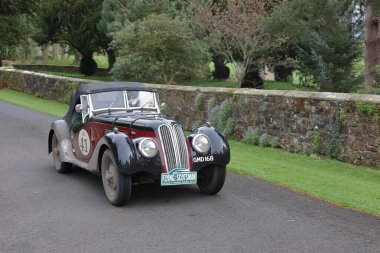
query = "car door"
xmin=72 ymin=95 xmax=94 ymax=163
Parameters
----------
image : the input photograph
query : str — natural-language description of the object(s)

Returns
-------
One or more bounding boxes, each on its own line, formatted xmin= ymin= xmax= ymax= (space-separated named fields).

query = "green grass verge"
xmin=1 ymin=88 xmax=379 ymax=216
xmin=229 ymin=140 xmax=380 ymax=216
xmin=0 ymin=89 xmax=68 ymax=117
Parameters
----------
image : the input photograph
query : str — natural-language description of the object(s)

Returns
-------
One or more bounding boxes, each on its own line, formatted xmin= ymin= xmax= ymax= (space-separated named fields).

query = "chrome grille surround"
xmin=158 ymin=123 xmax=190 ymax=172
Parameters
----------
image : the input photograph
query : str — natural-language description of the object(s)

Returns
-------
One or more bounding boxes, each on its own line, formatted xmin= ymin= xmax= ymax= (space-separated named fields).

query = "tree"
xmin=191 ymin=0 xmax=285 ymax=87
xmin=0 ymin=0 xmax=37 ymax=66
xmin=99 ymin=0 xmax=190 ymax=72
xmin=364 ymin=0 xmax=380 ymax=88
xmin=111 ymin=14 xmax=210 ymax=84
xmin=35 ymin=0 xmax=108 ymax=75
xmin=266 ymin=0 xmax=362 ymax=92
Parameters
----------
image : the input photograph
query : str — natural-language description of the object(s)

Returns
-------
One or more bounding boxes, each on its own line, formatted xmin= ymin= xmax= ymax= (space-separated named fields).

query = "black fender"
xmin=101 ymin=131 xmax=137 ymax=175
xmin=189 ymin=126 xmax=230 ymax=172
xmin=101 ymin=132 xmax=162 ymax=177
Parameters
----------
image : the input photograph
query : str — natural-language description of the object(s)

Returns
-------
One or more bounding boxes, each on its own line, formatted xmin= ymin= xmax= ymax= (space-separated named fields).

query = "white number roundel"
xmin=78 ymin=129 xmax=91 ymax=156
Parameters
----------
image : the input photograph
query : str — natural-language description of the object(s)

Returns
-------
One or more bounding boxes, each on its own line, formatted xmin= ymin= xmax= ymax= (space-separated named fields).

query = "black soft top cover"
xmin=64 ymin=81 xmax=155 ymax=124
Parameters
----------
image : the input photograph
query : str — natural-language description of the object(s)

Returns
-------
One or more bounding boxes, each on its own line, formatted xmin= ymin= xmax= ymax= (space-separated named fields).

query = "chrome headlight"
xmin=192 ymin=134 xmax=211 ymax=154
xmin=138 ymin=138 xmax=158 ymax=158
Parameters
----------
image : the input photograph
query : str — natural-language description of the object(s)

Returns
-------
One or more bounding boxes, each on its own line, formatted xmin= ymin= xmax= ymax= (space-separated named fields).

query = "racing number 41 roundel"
xmin=79 ymin=129 xmax=91 ymax=156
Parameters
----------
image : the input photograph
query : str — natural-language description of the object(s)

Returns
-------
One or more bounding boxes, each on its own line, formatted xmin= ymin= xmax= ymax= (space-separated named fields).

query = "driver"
xmin=71 ymin=102 xmax=83 ymax=132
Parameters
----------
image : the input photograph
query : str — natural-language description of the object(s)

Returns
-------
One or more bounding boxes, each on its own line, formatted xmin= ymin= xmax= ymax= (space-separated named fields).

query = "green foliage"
xmin=339 ymin=113 xmax=348 ymax=125
xmin=243 ymin=128 xmax=261 ymax=146
xmin=194 ymin=93 xmax=205 ymax=112
xmin=35 ymin=0 xmax=109 ymax=75
xmin=311 ymin=131 xmax=322 ymax=154
xmin=328 ymin=128 xmax=342 ymax=159
xmin=209 ymin=99 xmax=235 ymax=138
xmin=327 ymin=115 xmax=343 ymax=158
xmin=259 ymin=133 xmax=272 ymax=147
xmin=0 ymin=1 xmax=37 ymax=60
xmin=270 ymin=136 xmax=280 ymax=148
xmin=290 ymin=143 xmax=300 ymax=153
xmin=266 ymin=0 xmax=362 ymax=92
xmin=357 ymin=87 xmax=380 ymax=95
xmin=224 ymin=118 xmax=235 ymax=138
xmin=111 ymin=14 xmax=211 ymax=84
xmin=356 ymin=102 xmax=380 ymax=120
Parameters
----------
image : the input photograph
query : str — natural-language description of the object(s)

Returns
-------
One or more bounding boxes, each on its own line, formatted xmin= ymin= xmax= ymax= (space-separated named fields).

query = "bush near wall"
xmin=1 ymin=68 xmax=379 ymax=168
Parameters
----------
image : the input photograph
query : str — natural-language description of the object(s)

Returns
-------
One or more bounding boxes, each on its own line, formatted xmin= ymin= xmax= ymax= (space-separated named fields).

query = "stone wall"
xmin=1 ymin=67 xmax=379 ymax=168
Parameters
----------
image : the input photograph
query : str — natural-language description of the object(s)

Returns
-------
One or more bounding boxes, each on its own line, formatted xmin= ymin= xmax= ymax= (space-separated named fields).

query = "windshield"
xmin=91 ymin=91 xmax=126 ymax=111
xmin=127 ymin=91 xmax=156 ymax=108
xmin=89 ymin=90 xmax=158 ymax=113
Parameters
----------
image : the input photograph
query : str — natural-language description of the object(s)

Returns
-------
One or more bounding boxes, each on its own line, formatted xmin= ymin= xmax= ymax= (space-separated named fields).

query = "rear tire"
xmin=197 ymin=165 xmax=226 ymax=195
xmin=52 ymin=133 xmax=71 ymax=173
xmin=101 ymin=149 xmax=131 ymax=206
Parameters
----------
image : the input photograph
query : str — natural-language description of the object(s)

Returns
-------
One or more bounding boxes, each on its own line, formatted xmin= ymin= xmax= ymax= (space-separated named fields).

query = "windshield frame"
xmin=87 ymin=90 xmax=161 ymax=116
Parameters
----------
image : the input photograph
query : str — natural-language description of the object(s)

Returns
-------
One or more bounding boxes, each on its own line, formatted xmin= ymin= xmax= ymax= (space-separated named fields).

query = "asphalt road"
xmin=0 ymin=100 xmax=379 ymax=253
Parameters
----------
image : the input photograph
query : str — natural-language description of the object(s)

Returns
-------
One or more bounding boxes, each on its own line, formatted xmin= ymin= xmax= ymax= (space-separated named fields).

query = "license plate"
xmin=161 ymin=168 xmax=197 ymax=186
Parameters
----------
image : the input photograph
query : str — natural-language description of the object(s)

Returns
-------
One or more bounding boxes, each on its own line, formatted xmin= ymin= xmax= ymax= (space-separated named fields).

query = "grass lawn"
xmin=0 ymin=88 xmax=379 ymax=216
xmin=0 ymin=89 xmax=68 ymax=117
xmin=229 ymin=141 xmax=380 ymax=216
xmin=37 ymin=71 xmax=113 ymax=82
xmin=21 ymin=54 xmax=109 ymax=69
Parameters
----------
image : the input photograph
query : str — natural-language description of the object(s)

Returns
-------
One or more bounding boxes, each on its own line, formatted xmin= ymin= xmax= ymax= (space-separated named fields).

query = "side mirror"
xmin=75 ymin=104 xmax=83 ymax=113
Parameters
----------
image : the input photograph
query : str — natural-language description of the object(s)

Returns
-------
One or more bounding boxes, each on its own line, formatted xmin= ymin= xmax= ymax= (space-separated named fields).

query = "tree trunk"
xmin=106 ymin=49 xmax=116 ymax=72
xmin=364 ymin=4 xmax=380 ymax=88
xmin=80 ymin=52 xmax=97 ymax=76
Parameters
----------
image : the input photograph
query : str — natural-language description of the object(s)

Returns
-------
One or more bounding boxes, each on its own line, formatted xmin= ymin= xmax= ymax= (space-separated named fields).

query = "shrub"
xmin=270 ymin=136 xmax=280 ymax=148
xmin=259 ymin=133 xmax=272 ymax=147
xmin=194 ymin=93 xmax=205 ymax=112
xmin=111 ymin=14 xmax=211 ymax=84
xmin=208 ymin=99 xmax=235 ymax=138
xmin=311 ymin=131 xmax=322 ymax=154
xmin=243 ymin=128 xmax=261 ymax=146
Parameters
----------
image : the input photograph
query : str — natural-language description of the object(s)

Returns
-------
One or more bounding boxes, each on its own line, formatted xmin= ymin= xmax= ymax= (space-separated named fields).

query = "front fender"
xmin=101 ymin=132 xmax=162 ymax=177
xmin=102 ymin=132 xmax=137 ymax=175
xmin=189 ymin=126 xmax=230 ymax=171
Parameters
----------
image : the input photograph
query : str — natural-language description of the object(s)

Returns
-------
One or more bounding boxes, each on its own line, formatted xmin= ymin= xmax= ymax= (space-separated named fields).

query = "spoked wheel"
xmin=101 ymin=149 xmax=131 ymax=206
xmin=197 ymin=165 xmax=226 ymax=195
xmin=51 ymin=133 xmax=71 ymax=173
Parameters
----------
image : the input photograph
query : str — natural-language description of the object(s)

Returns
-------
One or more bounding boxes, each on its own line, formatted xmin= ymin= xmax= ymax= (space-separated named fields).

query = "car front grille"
xmin=158 ymin=123 xmax=190 ymax=172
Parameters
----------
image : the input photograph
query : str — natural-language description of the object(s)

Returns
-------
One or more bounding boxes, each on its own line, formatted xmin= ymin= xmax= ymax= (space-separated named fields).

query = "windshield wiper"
xmin=107 ymin=98 xmax=117 ymax=115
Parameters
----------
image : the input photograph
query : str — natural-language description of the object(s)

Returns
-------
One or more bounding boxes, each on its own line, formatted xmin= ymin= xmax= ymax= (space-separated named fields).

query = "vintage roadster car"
xmin=48 ymin=82 xmax=230 ymax=206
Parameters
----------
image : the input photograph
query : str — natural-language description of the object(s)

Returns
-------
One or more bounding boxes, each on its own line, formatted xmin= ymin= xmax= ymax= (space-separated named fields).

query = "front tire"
xmin=101 ymin=149 xmax=131 ymax=206
xmin=197 ymin=165 xmax=226 ymax=195
xmin=51 ymin=133 xmax=71 ymax=173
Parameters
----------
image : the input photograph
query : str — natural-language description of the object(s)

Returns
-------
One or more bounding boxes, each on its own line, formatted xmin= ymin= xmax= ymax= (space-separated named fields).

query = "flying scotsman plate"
xmin=161 ymin=168 xmax=197 ymax=186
